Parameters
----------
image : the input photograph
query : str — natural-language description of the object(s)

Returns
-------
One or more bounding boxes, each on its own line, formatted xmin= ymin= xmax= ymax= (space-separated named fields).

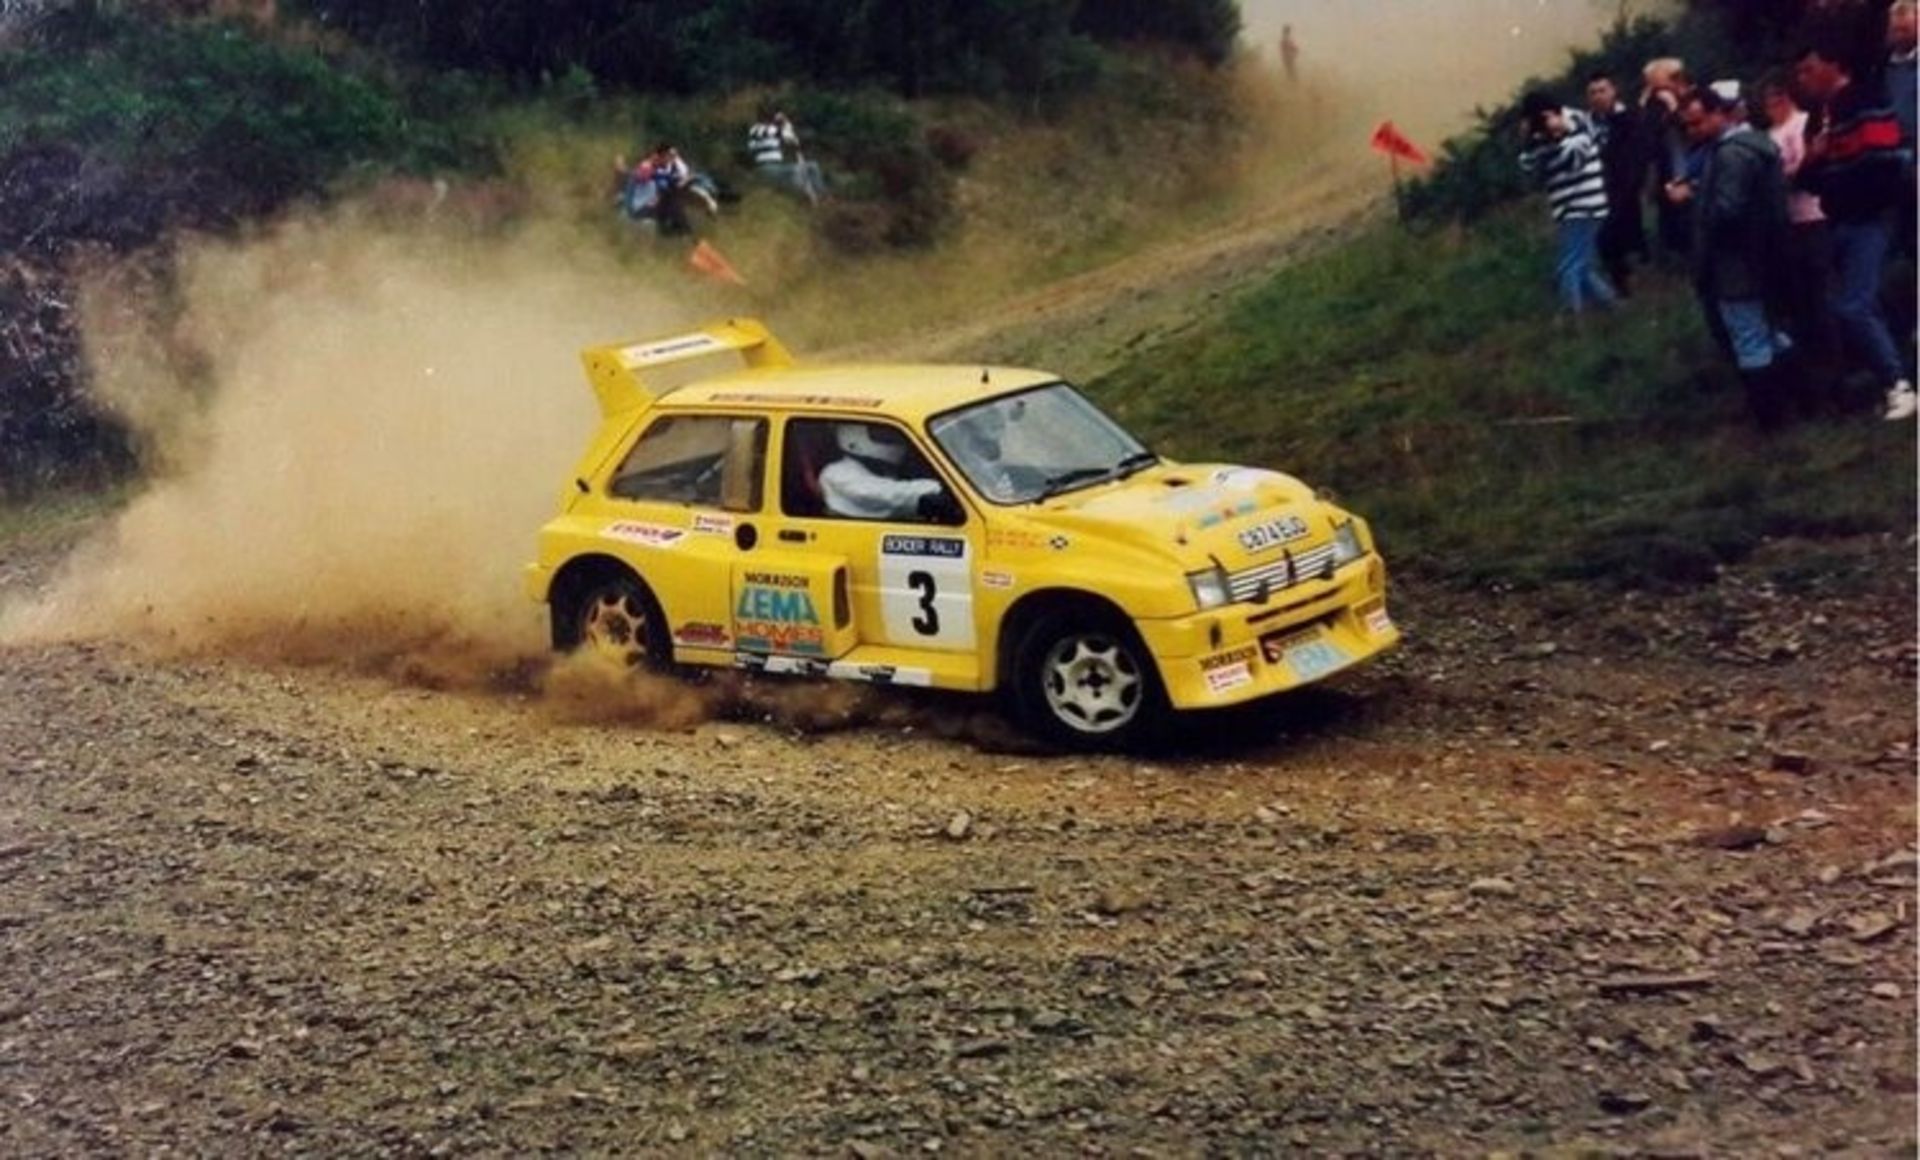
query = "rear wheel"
xmin=1008 ymin=610 xmax=1166 ymax=751
xmin=563 ymin=573 xmax=671 ymax=671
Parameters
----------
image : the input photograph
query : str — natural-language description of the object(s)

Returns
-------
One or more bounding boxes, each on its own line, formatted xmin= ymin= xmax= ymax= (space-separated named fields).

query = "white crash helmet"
xmin=835 ymin=422 xmax=907 ymax=466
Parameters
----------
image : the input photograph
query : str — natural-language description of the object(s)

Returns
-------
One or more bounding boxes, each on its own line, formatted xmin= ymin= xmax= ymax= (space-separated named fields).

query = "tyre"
xmin=1007 ymin=609 xmax=1167 ymax=751
xmin=561 ymin=573 xmax=671 ymax=672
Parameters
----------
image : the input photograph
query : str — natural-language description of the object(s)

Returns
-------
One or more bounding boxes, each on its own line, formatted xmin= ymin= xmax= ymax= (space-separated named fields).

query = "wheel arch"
xmin=993 ymin=587 xmax=1135 ymax=692
xmin=547 ymin=553 xmax=656 ymax=651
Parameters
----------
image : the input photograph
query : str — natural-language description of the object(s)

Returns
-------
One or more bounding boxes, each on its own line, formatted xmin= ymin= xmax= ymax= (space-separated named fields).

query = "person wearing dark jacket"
xmin=1641 ymin=58 xmax=1697 ymax=262
xmin=1795 ymin=42 xmax=1916 ymax=420
xmin=1676 ymin=89 xmax=1803 ymax=429
xmin=1586 ymin=73 xmax=1649 ymax=296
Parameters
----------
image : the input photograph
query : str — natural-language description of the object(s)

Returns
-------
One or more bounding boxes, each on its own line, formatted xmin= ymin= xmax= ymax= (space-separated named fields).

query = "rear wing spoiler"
xmin=580 ymin=318 xmax=795 ymax=417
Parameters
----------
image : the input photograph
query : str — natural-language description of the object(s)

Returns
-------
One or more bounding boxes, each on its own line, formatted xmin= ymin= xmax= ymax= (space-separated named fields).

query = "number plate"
xmin=1259 ymin=627 xmax=1350 ymax=682
xmin=1237 ymin=515 xmax=1310 ymax=554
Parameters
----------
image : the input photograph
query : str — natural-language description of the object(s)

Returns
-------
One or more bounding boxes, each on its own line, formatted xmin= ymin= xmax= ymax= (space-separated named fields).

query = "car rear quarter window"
xmin=609 ymin=414 xmax=767 ymax=511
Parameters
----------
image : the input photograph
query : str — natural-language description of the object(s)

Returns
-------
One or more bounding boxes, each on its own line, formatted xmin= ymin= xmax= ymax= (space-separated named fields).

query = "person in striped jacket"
xmin=747 ymin=106 xmax=827 ymax=207
xmin=1519 ymin=91 xmax=1619 ymax=314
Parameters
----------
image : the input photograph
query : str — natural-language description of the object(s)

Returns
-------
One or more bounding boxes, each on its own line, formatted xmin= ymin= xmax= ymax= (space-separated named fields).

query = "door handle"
xmin=777 ymin=528 xmax=811 ymax=544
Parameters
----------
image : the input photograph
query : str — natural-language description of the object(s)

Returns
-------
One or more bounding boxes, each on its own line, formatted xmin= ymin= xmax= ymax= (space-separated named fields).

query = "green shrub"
xmin=2 ymin=7 xmax=472 ymax=199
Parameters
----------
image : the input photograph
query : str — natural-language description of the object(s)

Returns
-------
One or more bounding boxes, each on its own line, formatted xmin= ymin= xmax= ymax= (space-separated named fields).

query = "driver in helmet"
xmin=819 ymin=422 xmax=946 ymax=520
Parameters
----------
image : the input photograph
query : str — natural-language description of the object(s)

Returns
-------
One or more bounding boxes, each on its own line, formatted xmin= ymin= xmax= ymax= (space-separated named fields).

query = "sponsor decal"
xmin=692 ymin=513 xmax=735 ymax=536
xmin=1365 ymin=608 xmax=1394 ymax=636
xmin=1194 ymin=497 xmax=1261 ymax=531
xmin=987 ymin=529 xmax=1049 ymax=551
xmin=735 ymin=655 xmax=934 ymax=686
xmin=605 ymin=521 xmax=687 ymax=548
xmin=1200 ymin=647 xmax=1258 ymax=694
xmin=981 ymin=569 xmax=1016 ymax=590
xmin=709 ymin=391 xmax=882 ymax=408
xmin=620 ymin=333 xmax=728 ymax=366
xmin=1205 ymin=662 xmax=1254 ymax=694
xmin=1199 ymin=646 xmax=1257 ymax=673
xmin=739 ymin=653 xmax=830 ymax=678
xmin=673 ymin=622 xmax=731 ymax=648
xmin=736 ymin=576 xmax=824 ymax=655
xmin=1237 ymin=515 xmax=1311 ymax=555
xmin=882 ymin=534 xmax=967 ymax=559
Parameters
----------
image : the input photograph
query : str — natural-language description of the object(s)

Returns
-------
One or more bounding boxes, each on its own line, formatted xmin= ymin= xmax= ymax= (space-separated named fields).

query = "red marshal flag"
xmin=1369 ymin=121 xmax=1431 ymax=168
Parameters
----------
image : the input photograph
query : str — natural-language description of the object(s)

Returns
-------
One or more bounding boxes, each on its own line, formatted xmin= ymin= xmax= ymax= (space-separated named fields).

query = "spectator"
xmin=1586 ymin=72 xmax=1649 ymax=296
xmin=1519 ymin=91 xmax=1617 ymax=314
xmin=1796 ymin=42 xmax=1916 ymax=420
xmin=747 ymin=106 xmax=827 ymax=207
xmin=1760 ymin=76 xmax=1839 ymax=378
xmin=1891 ymin=3 xmax=1918 ymax=147
xmin=1887 ymin=2 xmax=1917 ymax=259
xmin=1280 ymin=25 xmax=1300 ymax=83
xmin=1642 ymin=58 xmax=1698 ymax=261
xmin=645 ymin=142 xmax=719 ymax=236
xmin=1677 ymin=88 xmax=1801 ymax=429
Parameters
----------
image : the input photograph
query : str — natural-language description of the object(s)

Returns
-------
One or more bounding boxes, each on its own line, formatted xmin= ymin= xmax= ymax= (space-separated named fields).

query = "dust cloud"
xmin=1 ymin=212 xmax=702 ymax=688
xmin=1240 ymin=0 xmax=1653 ymax=141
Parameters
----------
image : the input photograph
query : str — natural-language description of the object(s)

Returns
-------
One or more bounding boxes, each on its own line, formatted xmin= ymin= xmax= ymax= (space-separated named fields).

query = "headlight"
xmin=1187 ymin=565 xmax=1231 ymax=610
xmin=1331 ymin=520 xmax=1366 ymax=566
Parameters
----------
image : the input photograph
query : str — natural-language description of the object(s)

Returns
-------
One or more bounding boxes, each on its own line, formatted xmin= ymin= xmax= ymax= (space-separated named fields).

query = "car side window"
xmin=783 ymin=418 xmax=960 ymax=525
xmin=610 ymin=415 xmax=767 ymax=511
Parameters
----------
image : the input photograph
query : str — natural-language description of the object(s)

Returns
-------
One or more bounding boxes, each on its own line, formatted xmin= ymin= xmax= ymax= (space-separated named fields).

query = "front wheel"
xmin=1007 ymin=612 xmax=1166 ymax=751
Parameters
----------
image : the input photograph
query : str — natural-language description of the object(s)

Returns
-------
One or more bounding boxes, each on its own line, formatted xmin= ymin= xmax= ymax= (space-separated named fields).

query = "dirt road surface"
xmin=2 ymin=527 xmax=1915 ymax=1155
xmin=1 ymin=114 xmax=1916 ymax=1152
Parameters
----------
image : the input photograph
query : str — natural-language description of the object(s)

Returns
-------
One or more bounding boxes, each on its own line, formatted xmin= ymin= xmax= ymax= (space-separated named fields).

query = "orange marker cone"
xmin=688 ymin=239 xmax=747 ymax=287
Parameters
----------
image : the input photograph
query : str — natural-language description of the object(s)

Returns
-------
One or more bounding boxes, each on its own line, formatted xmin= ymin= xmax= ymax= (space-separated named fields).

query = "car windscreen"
xmin=928 ymin=383 xmax=1152 ymax=505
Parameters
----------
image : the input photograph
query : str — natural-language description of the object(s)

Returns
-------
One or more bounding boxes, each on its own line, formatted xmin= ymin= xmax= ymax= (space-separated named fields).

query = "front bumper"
xmin=1139 ymin=553 xmax=1399 ymax=710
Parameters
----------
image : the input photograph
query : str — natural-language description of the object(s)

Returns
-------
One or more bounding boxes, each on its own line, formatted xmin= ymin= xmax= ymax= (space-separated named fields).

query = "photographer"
xmin=1518 ymin=91 xmax=1618 ymax=314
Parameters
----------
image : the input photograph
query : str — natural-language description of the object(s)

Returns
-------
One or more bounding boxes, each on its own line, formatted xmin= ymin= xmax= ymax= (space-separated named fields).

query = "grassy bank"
xmin=1089 ymin=212 xmax=1916 ymax=589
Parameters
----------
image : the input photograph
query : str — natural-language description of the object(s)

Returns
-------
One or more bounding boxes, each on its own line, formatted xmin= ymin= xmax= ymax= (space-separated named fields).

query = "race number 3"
xmin=908 ymin=571 xmax=940 ymax=635
xmin=880 ymin=534 xmax=974 ymax=649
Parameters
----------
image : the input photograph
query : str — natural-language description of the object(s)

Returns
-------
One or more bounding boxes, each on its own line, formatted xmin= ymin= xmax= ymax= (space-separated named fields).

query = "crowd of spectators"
xmin=1518 ymin=2 xmax=1917 ymax=428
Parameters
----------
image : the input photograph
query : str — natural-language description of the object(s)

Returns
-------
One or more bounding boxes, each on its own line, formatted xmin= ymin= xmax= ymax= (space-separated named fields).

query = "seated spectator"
xmin=1795 ymin=42 xmax=1915 ymax=420
xmin=747 ymin=107 xmax=827 ymax=207
xmin=644 ymin=142 xmax=720 ymax=236
xmin=614 ymin=154 xmax=660 ymax=221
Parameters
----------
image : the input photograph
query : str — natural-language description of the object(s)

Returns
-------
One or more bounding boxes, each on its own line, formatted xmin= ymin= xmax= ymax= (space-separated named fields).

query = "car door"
xmin=601 ymin=410 xmax=767 ymax=651
xmin=773 ymin=416 xmax=979 ymax=653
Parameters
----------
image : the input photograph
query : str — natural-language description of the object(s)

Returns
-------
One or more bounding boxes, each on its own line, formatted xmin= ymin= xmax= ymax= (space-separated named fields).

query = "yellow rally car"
xmin=526 ymin=319 xmax=1399 ymax=749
